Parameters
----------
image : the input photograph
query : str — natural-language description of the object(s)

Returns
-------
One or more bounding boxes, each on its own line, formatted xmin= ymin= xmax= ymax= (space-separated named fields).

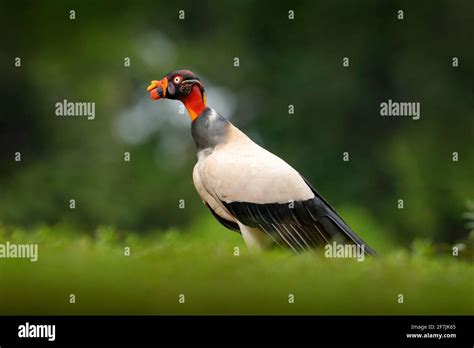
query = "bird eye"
xmin=174 ymin=76 xmax=181 ymax=84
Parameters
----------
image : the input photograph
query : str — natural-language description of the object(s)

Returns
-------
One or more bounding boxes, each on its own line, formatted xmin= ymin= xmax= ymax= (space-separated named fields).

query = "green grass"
xmin=0 ymin=219 xmax=473 ymax=315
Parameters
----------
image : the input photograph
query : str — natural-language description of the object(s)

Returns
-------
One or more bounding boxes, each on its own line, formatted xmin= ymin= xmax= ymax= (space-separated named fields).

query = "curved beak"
xmin=147 ymin=77 xmax=168 ymax=100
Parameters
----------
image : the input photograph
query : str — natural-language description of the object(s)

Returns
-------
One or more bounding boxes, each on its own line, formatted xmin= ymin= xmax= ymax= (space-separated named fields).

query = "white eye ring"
xmin=174 ymin=76 xmax=181 ymax=84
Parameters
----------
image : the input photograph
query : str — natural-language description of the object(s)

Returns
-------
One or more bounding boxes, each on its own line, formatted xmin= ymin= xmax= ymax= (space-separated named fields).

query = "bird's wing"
xmin=222 ymin=195 xmax=376 ymax=255
xmin=199 ymin=125 xmax=314 ymax=204
xmin=198 ymin=124 xmax=376 ymax=255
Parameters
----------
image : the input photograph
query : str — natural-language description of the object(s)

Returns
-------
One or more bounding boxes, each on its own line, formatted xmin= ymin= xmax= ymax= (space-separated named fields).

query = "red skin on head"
xmin=181 ymin=85 xmax=206 ymax=121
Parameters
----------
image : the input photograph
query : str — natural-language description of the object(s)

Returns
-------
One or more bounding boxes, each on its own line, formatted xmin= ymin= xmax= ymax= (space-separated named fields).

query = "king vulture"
xmin=147 ymin=70 xmax=376 ymax=256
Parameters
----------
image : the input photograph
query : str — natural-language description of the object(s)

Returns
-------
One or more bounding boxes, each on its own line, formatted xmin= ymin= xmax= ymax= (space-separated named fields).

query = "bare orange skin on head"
xmin=181 ymin=85 xmax=206 ymax=121
xmin=147 ymin=78 xmax=168 ymax=100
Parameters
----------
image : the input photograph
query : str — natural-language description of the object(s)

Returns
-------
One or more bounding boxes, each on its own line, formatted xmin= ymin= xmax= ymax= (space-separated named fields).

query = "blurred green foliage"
xmin=0 ymin=0 xmax=473 ymax=250
xmin=0 ymin=223 xmax=472 ymax=315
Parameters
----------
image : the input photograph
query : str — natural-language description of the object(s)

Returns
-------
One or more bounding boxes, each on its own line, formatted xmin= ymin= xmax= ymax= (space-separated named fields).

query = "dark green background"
xmin=1 ymin=0 xmax=473 ymax=249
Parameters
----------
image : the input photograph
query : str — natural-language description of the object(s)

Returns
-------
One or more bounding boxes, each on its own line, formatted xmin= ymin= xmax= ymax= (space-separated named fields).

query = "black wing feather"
xmin=220 ymin=176 xmax=377 ymax=256
xmin=301 ymin=176 xmax=377 ymax=255
xmin=205 ymin=203 xmax=241 ymax=233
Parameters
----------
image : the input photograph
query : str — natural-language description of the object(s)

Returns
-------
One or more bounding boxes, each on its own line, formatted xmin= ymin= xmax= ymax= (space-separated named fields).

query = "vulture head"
xmin=147 ymin=70 xmax=206 ymax=120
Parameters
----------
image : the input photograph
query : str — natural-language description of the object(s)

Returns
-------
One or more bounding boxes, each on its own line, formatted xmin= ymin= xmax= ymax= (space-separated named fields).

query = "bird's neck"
xmin=191 ymin=108 xmax=230 ymax=152
xmin=181 ymin=85 xmax=206 ymax=121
